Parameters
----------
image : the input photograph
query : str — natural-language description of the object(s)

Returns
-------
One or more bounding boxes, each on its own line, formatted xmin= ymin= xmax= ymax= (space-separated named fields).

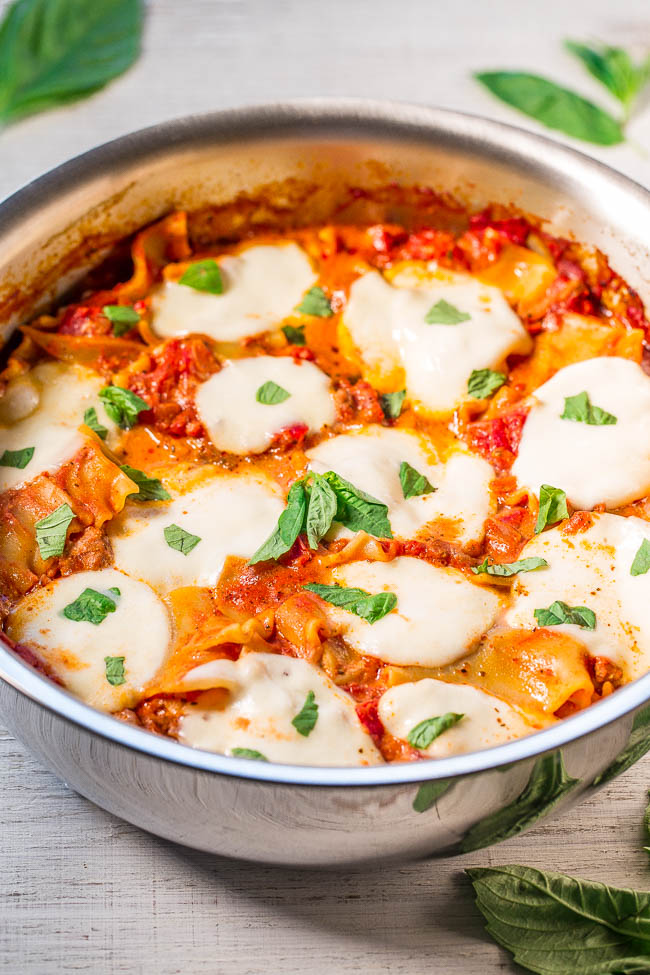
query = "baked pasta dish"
xmin=2 ymin=198 xmax=649 ymax=767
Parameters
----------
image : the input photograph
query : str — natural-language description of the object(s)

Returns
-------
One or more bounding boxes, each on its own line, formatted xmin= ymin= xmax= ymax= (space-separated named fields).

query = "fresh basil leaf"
xmin=475 ymin=71 xmax=624 ymax=145
xmin=304 ymin=582 xmax=397 ymax=624
xmin=380 ymin=389 xmax=406 ymax=420
xmin=565 ymin=40 xmax=650 ymax=114
xmin=399 ymin=460 xmax=436 ymax=500
xmin=35 ymin=502 xmax=74 ymax=559
xmin=83 ymin=406 xmax=108 ymax=440
xmin=296 ymin=286 xmax=332 ymax=317
xmin=424 ymin=299 xmax=471 ymax=325
xmin=0 ymin=446 xmax=34 ymax=469
xmin=104 ymin=655 xmax=126 ymax=686
xmin=102 ymin=303 xmax=139 ymax=336
xmin=535 ymin=483 xmax=569 ymax=534
xmin=467 ymin=368 xmax=506 ymax=399
xmin=99 ymin=385 xmax=148 ymax=429
xmin=322 ymin=470 xmax=393 ymax=538
xmin=593 ymin=703 xmax=650 ymax=786
xmin=631 ymin=539 xmax=650 ymax=577
xmin=561 ymin=390 xmax=617 ymax=426
xmin=305 ymin=473 xmax=337 ymax=549
xmin=291 ymin=690 xmax=319 ymax=737
xmin=461 ymin=752 xmax=579 ymax=852
xmin=535 ymin=599 xmax=596 ymax=630
xmin=0 ymin=0 xmax=143 ymax=126
xmin=255 ymin=380 xmax=291 ymax=405
xmin=63 ymin=586 xmax=118 ymax=625
xmin=178 ymin=259 xmax=223 ymax=295
xmin=249 ymin=479 xmax=308 ymax=564
xmin=407 ymin=713 xmax=464 ymax=750
xmin=120 ymin=465 xmax=171 ymax=502
xmin=163 ymin=523 xmax=201 ymax=556
xmin=468 ymin=864 xmax=650 ymax=974
xmin=472 ymin=556 xmax=548 ymax=577
xmin=412 ymin=780 xmax=451 ymax=813
xmin=282 ymin=324 xmax=306 ymax=345
xmin=231 ymin=748 xmax=268 ymax=761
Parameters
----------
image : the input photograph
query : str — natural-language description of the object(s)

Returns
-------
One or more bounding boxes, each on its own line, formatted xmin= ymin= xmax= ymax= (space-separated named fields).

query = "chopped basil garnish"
xmin=164 ymin=524 xmax=201 ymax=555
xmin=102 ymin=304 xmax=139 ymax=336
xmin=121 ymin=465 xmax=171 ymax=502
xmin=534 ymin=600 xmax=596 ymax=630
xmin=63 ymin=587 xmax=119 ymax=625
xmin=178 ymin=259 xmax=224 ymax=294
xmin=291 ymin=690 xmax=319 ymax=737
xmin=467 ymin=368 xmax=506 ymax=399
xmin=380 ymin=389 xmax=406 ymax=420
xmin=35 ymin=503 xmax=74 ymax=560
xmin=98 ymin=385 xmax=148 ymax=429
xmin=472 ymin=556 xmax=548 ymax=577
xmin=561 ymin=390 xmax=617 ymax=426
xmin=399 ymin=461 xmax=436 ymax=500
xmin=631 ymin=538 xmax=650 ymax=576
xmin=0 ymin=446 xmax=34 ymax=469
xmin=296 ymin=286 xmax=333 ymax=317
xmin=256 ymin=380 xmax=291 ymax=405
xmin=534 ymin=484 xmax=569 ymax=534
xmin=282 ymin=324 xmax=306 ymax=345
xmin=305 ymin=473 xmax=338 ymax=549
xmin=249 ymin=480 xmax=308 ymax=564
xmin=407 ymin=712 xmax=464 ymax=750
xmin=304 ymin=582 xmax=397 ymax=624
xmin=424 ymin=299 xmax=471 ymax=325
xmin=83 ymin=406 xmax=108 ymax=440
xmin=321 ymin=470 xmax=392 ymax=539
xmin=231 ymin=748 xmax=268 ymax=761
xmin=104 ymin=655 xmax=126 ymax=686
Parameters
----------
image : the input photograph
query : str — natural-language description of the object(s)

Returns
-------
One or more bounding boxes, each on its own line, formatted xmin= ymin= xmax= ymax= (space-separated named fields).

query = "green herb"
xmin=98 ymin=385 xmax=148 ymax=429
xmin=34 ymin=503 xmax=74 ymax=559
xmin=472 ymin=556 xmax=548 ymax=577
xmin=108 ymin=587 xmax=120 ymax=597
xmin=178 ymin=259 xmax=224 ymax=294
xmin=424 ymin=299 xmax=471 ymax=325
xmin=83 ymin=406 xmax=108 ymax=440
xmin=255 ymin=381 xmax=291 ymax=405
xmin=631 ymin=539 xmax=650 ymax=577
xmin=407 ymin=713 xmax=464 ymax=750
xmin=565 ymin=40 xmax=650 ymax=120
xmin=305 ymin=473 xmax=338 ymax=549
xmin=102 ymin=304 xmax=139 ymax=336
xmin=322 ymin=470 xmax=393 ymax=538
xmin=0 ymin=446 xmax=34 ymax=469
xmin=534 ymin=483 xmax=569 ymax=534
xmin=249 ymin=479 xmax=308 ymax=564
xmin=467 ymin=369 xmax=506 ymax=399
xmin=412 ymin=780 xmax=451 ymax=813
xmin=63 ymin=586 xmax=118 ymax=625
xmin=399 ymin=461 xmax=436 ymax=500
xmin=593 ymin=703 xmax=650 ymax=786
xmin=380 ymin=389 xmax=406 ymax=420
xmin=534 ymin=599 xmax=596 ymax=630
xmin=231 ymin=748 xmax=268 ymax=761
xmin=0 ymin=0 xmax=143 ymax=127
xmin=461 ymin=752 xmax=579 ymax=852
xmin=163 ymin=524 xmax=201 ymax=556
xmin=296 ymin=286 xmax=332 ymax=317
xmin=304 ymin=582 xmax=397 ymax=624
xmin=468 ymin=865 xmax=650 ymax=974
xmin=121 ymin=465 xmax=171 ymax=502
xmin=475 ymin=71 xmax=624 ymax=146
xmin=282 ymin=324 xmax=306 ymax=345
xmin=291 ymin=690 xmax=319 ymax=737
xmin=104 ymin=655 xmax=126 ymax=686
xmin=561 ymin=390 xmax=617 ymax=426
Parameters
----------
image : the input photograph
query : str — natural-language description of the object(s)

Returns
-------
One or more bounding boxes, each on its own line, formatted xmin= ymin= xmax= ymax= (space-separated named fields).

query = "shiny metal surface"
xmin=1 ymin=100 xmax=650 ymax=866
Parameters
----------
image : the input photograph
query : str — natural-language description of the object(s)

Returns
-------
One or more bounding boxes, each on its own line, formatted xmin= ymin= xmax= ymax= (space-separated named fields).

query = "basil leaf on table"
xmin=304 ymin=582 xmax=397 ymax=624
xmin=399 ymin=461 xmax=436 ymax=500
xmin=535 ymin=483 xmax=569 ymax=534
xmin=121 ymin=465 xmax=171 ymax=502
xmin=407 ymin=713 xmax=464 ymax=750
xmin=565 ymin=40 xmax=650 ymax=116
xmin=34 ymin=502 xmax=74 ymax=559
xmin=291 ymin=691 xmax=319 ymax=737
xmin=0 ymin=0 xmax=143 ymax=126
xmin=380 ymin=389 xmax=406 ymax=420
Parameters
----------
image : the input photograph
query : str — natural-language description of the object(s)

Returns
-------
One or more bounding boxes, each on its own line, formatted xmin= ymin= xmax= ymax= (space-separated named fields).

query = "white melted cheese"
xmin=151 ymin=243 xmax=317 ymax=342
xmin=512 ymin=357 xmax=650 ymax=510
xmin=177 ymin=651 xmax=383 ymax=766
xmin=195 ymin=355 xmax=336 ymax=455
xmin=326 ymin=557 xmax=502 ymax=668
xmin=343 ymin=267 xmax=531 ymax=412
xmin=504 ymin=512 xmax=650 ymax=679
xmin=378 ymin=678 xmax=534 ymax=757
xmin=6 ymin=568 xmax=171 ymax=712
xmin=0 ymin=361 xmax=116 ymax=493
xmin=110 ymin=473 xmax=284 ymax=594
xmin=307 ymin=426 xmax=494 ymax=544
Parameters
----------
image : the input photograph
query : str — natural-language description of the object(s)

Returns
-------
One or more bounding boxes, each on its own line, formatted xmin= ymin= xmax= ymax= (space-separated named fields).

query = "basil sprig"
xmin=534 ymin=484 xmax=568 ymax=534
xmin=104 ymin=655 xmax=126 ymax=686
xmin=296 ymin=286 xmax=332 ymax=317
xmin=99 ymin=385 xmax=148 ymax=429
xmin=121 ymin=465 xmax=171 ymax=502
xmin=304 ymin=582 xmax=397 ymax=624
xmin=178 ymin=259 xmax=224 ymax=294
xmin=291 ymin=691 xmax=318 ymax=737
xmin=35 ymin=503 xmax=74 ymax=559
xmin=534 ymin=600 xmax=596 ymax=630
xmin=256 ymin=381 xmax=291 ymax=405
xmin=407 ymin=713 xmax=464 ymax=750
xmin=380 ymin=389 xmax=406 ymax=420
xmin=163 ymin=524 xmax=201 ymax=555
xmin=103 ymin=304 xmax=139 ymax=336
xmin=565 ymin=40 xmax=650 ymax=120
xmin=467 ymin=369 xmax=506 ymax=399
xmin=0 ymin=446 xmax=34 ymax=469
xmin=424 ymin=299 xmax=470 ymax=325
xmin=83 ymin=407 xmax=108 ymax=440
xmin=63 ymin=586 xmax=120 ymax=625
xmin=399 ymin=461 xmax=436 ymax=500
xmin=561 ymin=390 xmax=617 ymax=426
xmin=472 ymin=556 xmax=548 ymax=577
xmin=631 ymin=539 xmax=650 ymax=577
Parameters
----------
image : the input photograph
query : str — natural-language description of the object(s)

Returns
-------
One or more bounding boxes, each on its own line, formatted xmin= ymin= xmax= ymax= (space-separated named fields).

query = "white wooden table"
xmin=2 ymin=2 xmax=650 ymax=971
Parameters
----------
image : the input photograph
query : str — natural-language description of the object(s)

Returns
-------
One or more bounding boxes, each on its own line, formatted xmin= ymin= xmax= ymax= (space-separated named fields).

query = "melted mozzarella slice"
xmin=512 ymin=357 xmax=650 ymax=510
xmin=343 ymin=267 xmax=531 ymax=412
xmin=110 ymin=473 xmax=284 ymax=594
xmin=378 ymin=679 xmax=534 ymax=757
xmin=195 ymin=356 xmax=336 ymax=454
xmin=177 ymin=651 xmax=383 ymax=766
xmin=326 ymin=557 xmax=502 ymax=667
xmin=6 ymin=568 xmax=171 ymax=712
xmin=0 ymin=361 xmax=116 ymax=493
xmin=504 ymin=512 xmax=650 ymax=678
xmin=307 ymin=426 xmax=493 ymax=544
xmin=151 ymin=243 xmax=317 ymax=341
